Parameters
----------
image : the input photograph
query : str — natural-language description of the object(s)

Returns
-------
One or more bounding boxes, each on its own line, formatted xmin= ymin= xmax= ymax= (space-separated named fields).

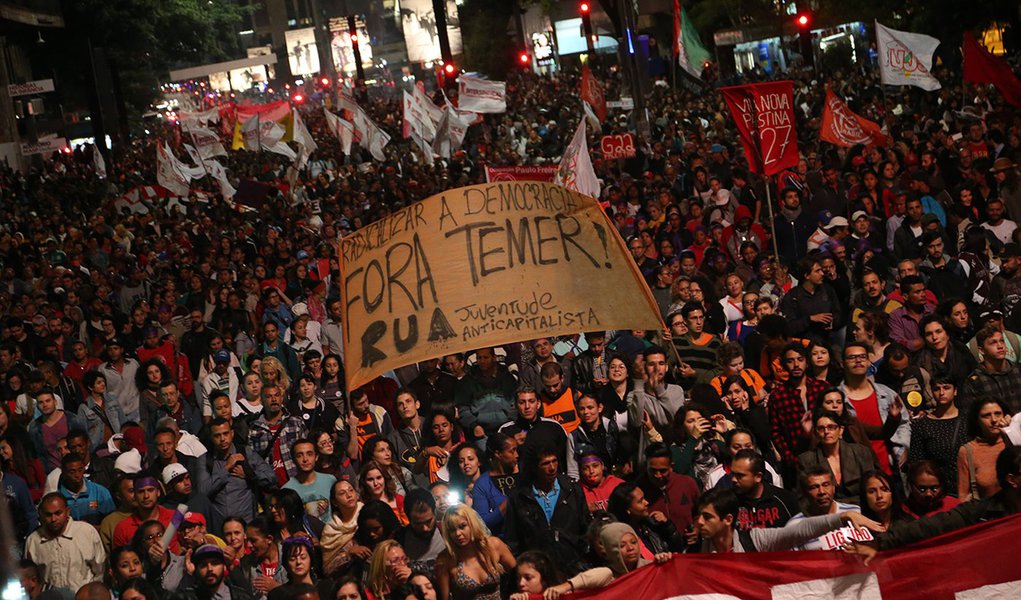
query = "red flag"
xmin=580 ymin=66 xmax=607 ymax=123
xmin=820 ymin=87 xmax=888 ymax=148
xmin=721 ymin=81 xmax=799 ymax=176
xmin=568 ymin=513 xmax=1021 ymax=600
xmin=963 ymin=31 xmax=1021 ymax=107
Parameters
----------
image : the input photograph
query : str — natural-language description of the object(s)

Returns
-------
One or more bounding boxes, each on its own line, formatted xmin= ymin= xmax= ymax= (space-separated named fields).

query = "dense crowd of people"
xmin=2 ymin=56 xmax=1021 ymax=600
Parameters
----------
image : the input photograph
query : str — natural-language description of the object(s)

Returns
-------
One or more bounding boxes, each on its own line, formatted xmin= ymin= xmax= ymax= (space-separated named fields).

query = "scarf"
xmin=320 ymin=502 xmax=362 ymax=568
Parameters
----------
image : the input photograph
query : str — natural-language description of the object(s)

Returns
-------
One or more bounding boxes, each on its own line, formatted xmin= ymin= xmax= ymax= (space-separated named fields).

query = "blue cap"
xmin=213 ymin=349 xmax=231 ymax=364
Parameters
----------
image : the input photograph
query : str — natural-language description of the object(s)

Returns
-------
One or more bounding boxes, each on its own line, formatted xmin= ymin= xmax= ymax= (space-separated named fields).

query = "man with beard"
xmin=773 ymin=187 xmax=816 ymax=259
xmin=731 ymin=450 xmax=799 ymax=530
xmin=395 ymin=489 xmax=445 ymax=574
xmin=850 ymin=268 xmax=900 ymax=324
xmin=769 ymin=344 xmax=828 ymax=479
xmin=190 ymin=544 xmax=254 ymax=600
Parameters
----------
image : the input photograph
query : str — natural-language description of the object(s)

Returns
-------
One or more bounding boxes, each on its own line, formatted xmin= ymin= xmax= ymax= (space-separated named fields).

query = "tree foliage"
xmin=459 ymin=0 xmax=517 ymax=78
xmin=49 ymin=0 xmax=248 ymax=119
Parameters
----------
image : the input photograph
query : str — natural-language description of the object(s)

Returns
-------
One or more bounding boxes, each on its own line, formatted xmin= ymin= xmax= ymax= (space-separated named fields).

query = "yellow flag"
xmin=231 ymin=120 xmax=243 ymax=150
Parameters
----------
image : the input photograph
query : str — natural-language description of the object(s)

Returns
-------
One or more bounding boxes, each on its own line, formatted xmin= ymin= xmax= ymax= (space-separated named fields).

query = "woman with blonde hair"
xmin=259 ymin=355 xmax=292 ymax=395
xmin=435 ymin=504 xmax=515 ymax=600
xmin=366 ymin=539 xmax=411 ymax=599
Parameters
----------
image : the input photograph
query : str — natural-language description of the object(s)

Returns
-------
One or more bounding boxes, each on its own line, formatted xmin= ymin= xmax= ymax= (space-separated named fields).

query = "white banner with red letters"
xmin=561 ymin=514 xmax=1021 ymax=600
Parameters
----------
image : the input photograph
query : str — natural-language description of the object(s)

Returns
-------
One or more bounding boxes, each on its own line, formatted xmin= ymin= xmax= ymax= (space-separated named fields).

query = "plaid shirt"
xmin=768 ymin=376 xmax=829 ymax=465
xmin=247 ymin=412 xmax=308 ymax=484
xmin=960 ymin=362 xmax=1021 ymax=417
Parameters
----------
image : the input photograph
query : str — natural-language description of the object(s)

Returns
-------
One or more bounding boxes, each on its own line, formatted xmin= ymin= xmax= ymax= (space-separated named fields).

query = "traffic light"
xmin=444 ymin=62 xmax=456 ymax=75
xmin=795 ymin=12 xmax=815 ymax=70
xmin=518 ymin=51 xmax=530 ymax=66
xmin=579 ymin=1 xmax=595 ymax=56
xmin=320 ymin=76 xmax=330 ymax=87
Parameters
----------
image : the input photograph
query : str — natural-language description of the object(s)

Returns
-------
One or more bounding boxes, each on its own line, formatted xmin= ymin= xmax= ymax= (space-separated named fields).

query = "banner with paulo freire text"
xmin=339 ymin=181 xmax=663 ymax=392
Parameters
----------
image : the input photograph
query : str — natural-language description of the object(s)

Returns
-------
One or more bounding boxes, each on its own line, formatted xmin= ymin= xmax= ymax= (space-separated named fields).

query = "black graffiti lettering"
xmin=506 ymin=217 xmax=535 ymax=265
xmin=428 ymin=307 xmax=457 ymax=341
xmin=346 ymin=232 xmax=438 ymax=316
xmin=438 ymin=196 xmax=459 ymax=230
xmin=360 ymin=321 xmax=388 ymax=367
xmin=444 ymin=221 xmax=494 ymax=286
xmin=556 ymin=214 xmax=599 ymax=268
xmin=393 ymin=315 xmax=418 ymax=353
xmin=534 ymin=216 xmax=557 ymax=265
xmin=478 ymin=225 xmax=506 ymax=279
xmin=363 ymin=261 xmax=385 ymax=313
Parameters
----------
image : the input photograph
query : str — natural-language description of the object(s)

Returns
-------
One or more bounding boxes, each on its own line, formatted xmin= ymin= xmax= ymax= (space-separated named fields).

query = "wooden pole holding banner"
xmin=764 ymin=175 xmax=781 ymax=261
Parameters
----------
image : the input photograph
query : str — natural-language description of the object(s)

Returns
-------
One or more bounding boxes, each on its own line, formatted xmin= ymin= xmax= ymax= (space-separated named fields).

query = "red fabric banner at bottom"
xmin=564 ymin=513 xmax=1021 ymax=600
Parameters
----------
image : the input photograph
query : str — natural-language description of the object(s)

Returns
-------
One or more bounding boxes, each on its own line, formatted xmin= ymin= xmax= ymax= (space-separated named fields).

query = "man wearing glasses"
xmin=839 ymin=341 xmax=909 ymax=475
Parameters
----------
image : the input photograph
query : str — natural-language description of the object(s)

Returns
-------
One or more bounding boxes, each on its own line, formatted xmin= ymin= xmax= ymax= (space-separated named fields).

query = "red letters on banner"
xmin=600 ymin=134 xmax=636 ymax=160
xmin=721 ymin=81 xmax=799 ymax=176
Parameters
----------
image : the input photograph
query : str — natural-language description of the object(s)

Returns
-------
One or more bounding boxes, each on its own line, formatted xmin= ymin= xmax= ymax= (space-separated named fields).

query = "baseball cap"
xmin=104 ymin=337 xmax=124 ymax=348
xmin=921 ymin=213 xmax=940 ymax=226
xmin=213 ymin=349 xmax=231 ymax=364
xmin=182 ymin=512 xmax=207 ymax=528
xmin=851 ymin=210 xmax=869 ymax=222
xmin=162 ymin=463 xmax=189 ymax=485
xmin=710 ymin=143 xmax=725 ymax=153
xmin=192 ymin=544 xmax=225 ymax=563
xmin=826 ymin=216 xmax=849 ymax=229
xmin=296 ymin=250 xmax=310 ymax=260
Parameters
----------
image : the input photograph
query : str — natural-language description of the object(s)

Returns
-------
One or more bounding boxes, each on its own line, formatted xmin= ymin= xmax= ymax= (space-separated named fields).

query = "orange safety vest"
xmin=541 ymin=387 xmax=580 ymax=433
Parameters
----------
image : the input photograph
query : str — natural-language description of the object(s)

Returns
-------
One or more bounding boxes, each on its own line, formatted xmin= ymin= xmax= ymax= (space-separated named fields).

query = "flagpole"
xmin=764 ymin=175 xmax=781 ymax=261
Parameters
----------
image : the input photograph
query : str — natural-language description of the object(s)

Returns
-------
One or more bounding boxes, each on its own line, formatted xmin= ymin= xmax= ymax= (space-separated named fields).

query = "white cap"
xmin=162 ymin=463 xmax=189 ymax=485
xmin=826 ymin=216 xmax=849 ymax=229
xmin=114 ymin=449 xmax=142 ymax=474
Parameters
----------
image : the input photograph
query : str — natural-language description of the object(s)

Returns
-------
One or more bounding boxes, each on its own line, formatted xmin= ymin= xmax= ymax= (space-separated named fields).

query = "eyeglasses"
xmin=815 ymin=424 xmax=841 ymax=433
xmin=387 ymin=556 xmax=409 ymax=566
xmin=844 ymin=354 xmax=869 ymax=363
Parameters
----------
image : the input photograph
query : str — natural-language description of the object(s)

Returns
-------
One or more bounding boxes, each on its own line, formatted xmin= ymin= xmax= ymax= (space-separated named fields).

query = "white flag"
xmin=583 ymin=102 xmax=600 ymax=130
xmin=458 ymin=75 xmax=506 ymax=113
xmin=324 ymin=108 xmax=354 ymax=154
xmin=240 ymin=114 xmax=261 ymax=151
xmin=876 ymin=21 xmax=941 ymax=91
xmin=403 ymin=91 xmax=436 ymax=141
xmin=336 ymin=93 xmax=390 ymax=161
xmin=156 ymin=143 xmax=192 ymax=197
xmin=292 ymin=109 xmax=317 ymax=153
xmin=183 ymin=122 xmax=227 ymax=158
xmin=413 ymin=85 xmax=444 ymax=129
xmin=93 ymin=146 xmax=107 ymax=179
xmin=179 ymin=106 xmax=221 ymax=125
xmin=206 ymin=159 xmax=236 ymax=199
xmin=554 ymin=120 xmax=600 ymax=199
xmin=446 ymin=107 xmax=471 ymax=150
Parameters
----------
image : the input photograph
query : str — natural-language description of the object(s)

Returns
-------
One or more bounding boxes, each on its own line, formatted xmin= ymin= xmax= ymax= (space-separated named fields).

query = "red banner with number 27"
xmin=721 ymin=80 xmax=799 ymax=177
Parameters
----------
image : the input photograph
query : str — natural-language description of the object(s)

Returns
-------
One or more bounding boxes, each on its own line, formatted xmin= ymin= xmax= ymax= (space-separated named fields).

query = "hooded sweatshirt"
xmin=566 ymin=522 xmax=654 ymax=591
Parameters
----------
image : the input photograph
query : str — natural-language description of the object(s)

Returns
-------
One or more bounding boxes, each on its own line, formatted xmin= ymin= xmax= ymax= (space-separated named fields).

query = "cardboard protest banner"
xmin=340 ymin=181 xmax=662 ymax=391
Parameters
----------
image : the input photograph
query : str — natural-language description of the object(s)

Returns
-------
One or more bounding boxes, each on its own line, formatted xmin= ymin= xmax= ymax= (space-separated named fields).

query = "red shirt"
xmin=112 ymin=505 xmax=180 ymax=552
xmin=63 ymin=358 xmax=102 ymax=391
xmin=850 ymin=389 xmax=891 ymax=474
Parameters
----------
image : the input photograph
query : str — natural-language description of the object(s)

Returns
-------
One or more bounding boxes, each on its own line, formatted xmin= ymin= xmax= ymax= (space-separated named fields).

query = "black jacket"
xmin=877 ymin=492 xmax=1014 ymax=550
xmin=505 ymin=475 xmax=591 ymax=575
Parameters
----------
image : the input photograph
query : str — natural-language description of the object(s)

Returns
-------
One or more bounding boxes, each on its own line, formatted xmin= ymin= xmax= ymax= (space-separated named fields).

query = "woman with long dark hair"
xmin=362 ymin=435 xmax=413 ymax=496
xmin=446 ymin=443 xmax=484 ymax=503
xmin=858 ymin=470 xmax=908 ymax=529
xmin=269 ymin=488 xmax=325 ymax=542
xmin=470 ymin=432 xmax=518 ymax=535
xmin=135 ymin=358 xmax=171 ymax=423
xmin=359 ymin=460 xmax=407 ymax=525
xmin=321 ymin=479 xmax=365 ymax=577
xmin=606 ymin=482 xmax=686 ymax=555
xmin=958 ymin=398 xmax=1012 ymax=501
